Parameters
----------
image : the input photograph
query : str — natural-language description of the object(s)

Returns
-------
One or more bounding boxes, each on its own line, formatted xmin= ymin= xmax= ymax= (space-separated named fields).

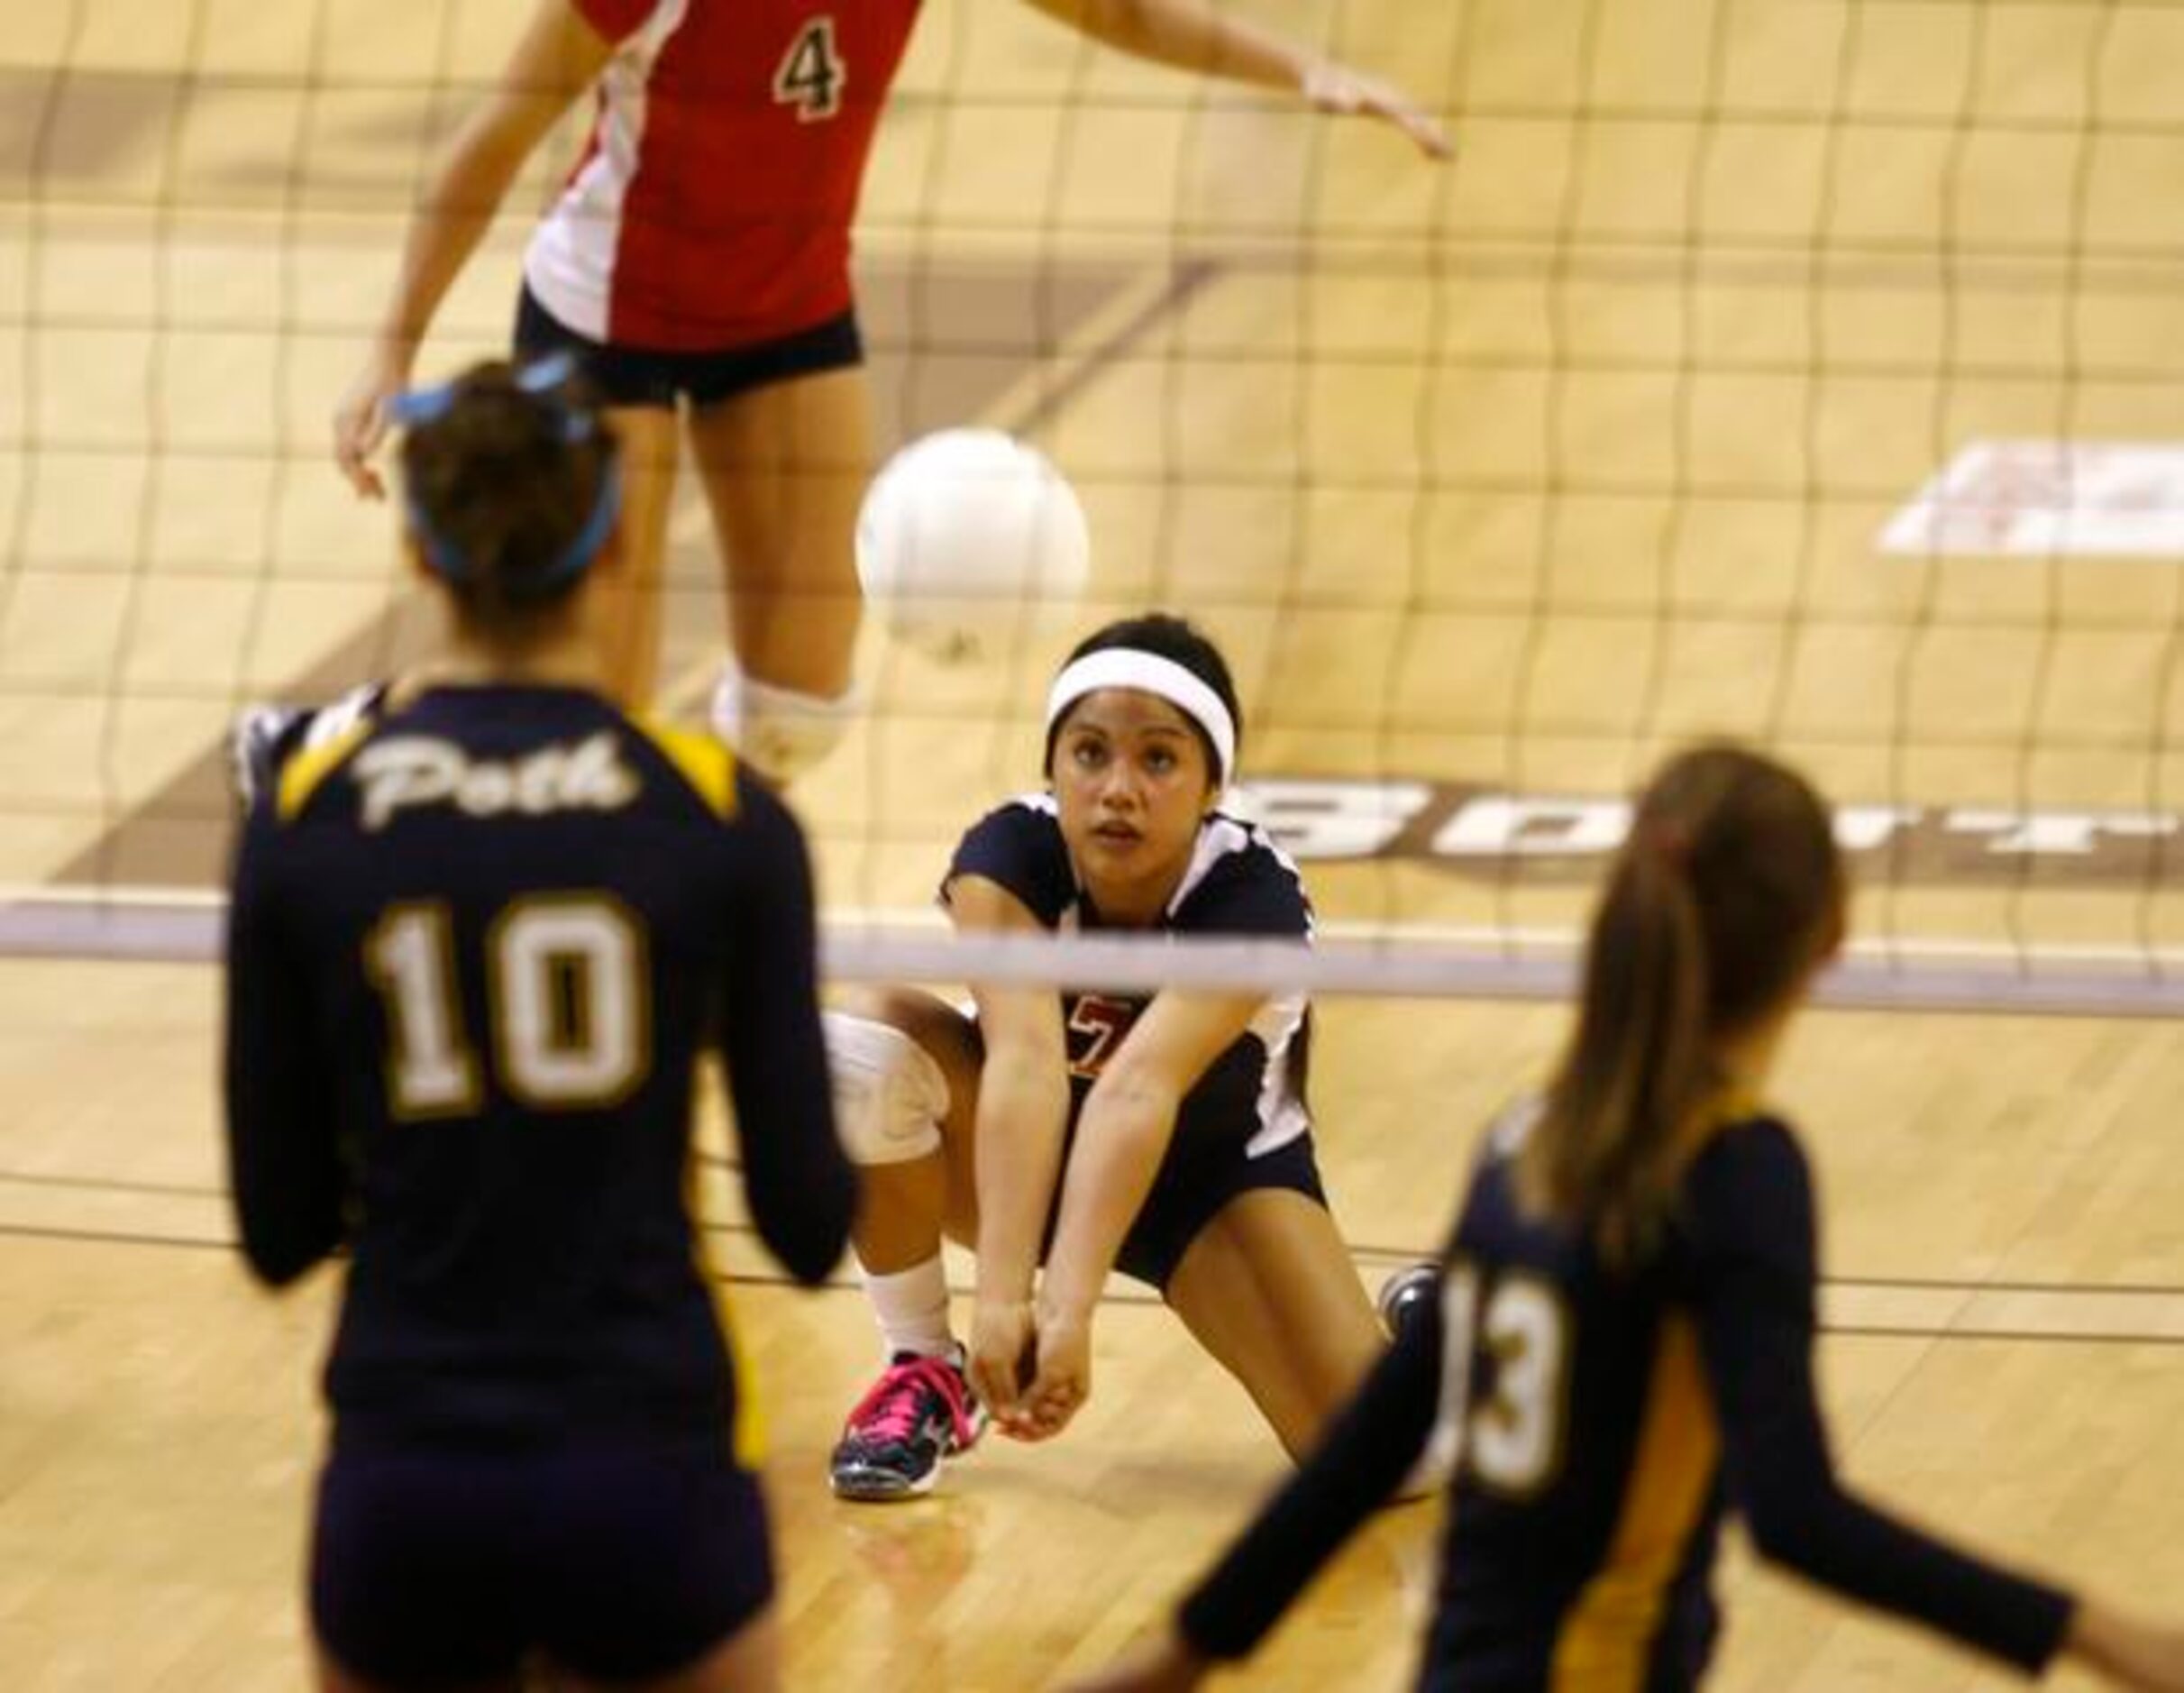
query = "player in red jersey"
xmin=332 ymin=0 xmax=1447 ymax=782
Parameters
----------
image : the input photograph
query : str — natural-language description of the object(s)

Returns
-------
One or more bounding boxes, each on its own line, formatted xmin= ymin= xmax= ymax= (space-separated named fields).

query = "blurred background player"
xmin=330 ymin=0 xmax=1448 ymax=782
xmin=1065 ymin=743 xmax=2184 ymax=1693
xmin=225 ymin=358 xmax=855 ymax=1692
xmin=826 ymin=613 xmax=1397 ymax=1500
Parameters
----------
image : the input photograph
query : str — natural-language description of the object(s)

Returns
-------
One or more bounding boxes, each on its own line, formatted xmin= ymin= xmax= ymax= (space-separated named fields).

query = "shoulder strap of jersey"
xmin=631 ymin=715 xmax=739 ymax=819
xmin=275 ymin=716 xmax=375 ymax=823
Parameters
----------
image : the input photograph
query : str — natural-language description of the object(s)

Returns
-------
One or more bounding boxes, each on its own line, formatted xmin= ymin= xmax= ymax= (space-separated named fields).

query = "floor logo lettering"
xmin=1238 ymin=779 xmax=2182 ymax=885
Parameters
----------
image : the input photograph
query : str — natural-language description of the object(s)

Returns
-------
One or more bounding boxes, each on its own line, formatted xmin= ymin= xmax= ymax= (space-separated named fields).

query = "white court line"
xmin=1882 ymin=440 xmax=2184 ymax=560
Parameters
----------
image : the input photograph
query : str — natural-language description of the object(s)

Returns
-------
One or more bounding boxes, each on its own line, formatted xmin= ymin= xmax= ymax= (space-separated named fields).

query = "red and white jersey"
xmin=525 ymin=0 xmax=921 ymax=352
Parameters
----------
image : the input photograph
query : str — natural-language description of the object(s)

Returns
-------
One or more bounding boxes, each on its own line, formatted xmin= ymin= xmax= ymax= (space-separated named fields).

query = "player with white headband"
xmin=824 ymin=613 xmax=1403 ymax=1501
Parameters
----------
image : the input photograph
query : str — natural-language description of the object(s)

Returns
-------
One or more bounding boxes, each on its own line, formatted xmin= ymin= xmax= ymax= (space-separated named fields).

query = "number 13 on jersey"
xmin=1427 ymin=1258 xmax=1575 ymax=1498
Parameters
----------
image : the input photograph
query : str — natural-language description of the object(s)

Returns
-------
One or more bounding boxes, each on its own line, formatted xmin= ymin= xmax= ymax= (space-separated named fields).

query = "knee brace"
xmin=823 ymin=1011 xmax=948 ymax=1166
xmin=709 ymin=661 xmax=858 ymax=784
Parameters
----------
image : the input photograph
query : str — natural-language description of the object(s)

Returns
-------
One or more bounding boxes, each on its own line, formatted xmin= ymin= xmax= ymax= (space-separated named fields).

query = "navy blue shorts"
xmin=513 ymin=285 xmax=864 ymax=411
xmin=311 ymin=1435 xmax=774 ymax=1686
xmin=1111 ymin=1130 xmax=1329 ymax=1292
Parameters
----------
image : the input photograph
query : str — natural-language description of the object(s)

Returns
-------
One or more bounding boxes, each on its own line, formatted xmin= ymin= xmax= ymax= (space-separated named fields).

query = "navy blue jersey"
xmin=1178 ymin=1102 xmax=2074 ymax=1689
xmin=944 ymin=796 xmax=1312 ymax=1155
xmin=224 ymin=683 xmax=854 ymax=1452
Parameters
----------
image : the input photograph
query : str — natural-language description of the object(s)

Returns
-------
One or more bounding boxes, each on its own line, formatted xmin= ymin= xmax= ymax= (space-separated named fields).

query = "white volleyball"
xmin=855 ymin=427 xmax=1092 ymax=663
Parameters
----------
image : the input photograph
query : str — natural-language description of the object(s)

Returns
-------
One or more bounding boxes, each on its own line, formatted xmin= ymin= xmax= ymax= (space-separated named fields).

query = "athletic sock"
xmin=858 ymin=1252 xmax=954 ymax=1359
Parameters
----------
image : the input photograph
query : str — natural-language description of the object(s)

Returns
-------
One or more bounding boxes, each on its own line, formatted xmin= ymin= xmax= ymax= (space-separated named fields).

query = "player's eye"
xmin=1069 ymin=737 xmax=1108 ymax=769
xmin=1143 ymin=745 xmax=1178 ymax=773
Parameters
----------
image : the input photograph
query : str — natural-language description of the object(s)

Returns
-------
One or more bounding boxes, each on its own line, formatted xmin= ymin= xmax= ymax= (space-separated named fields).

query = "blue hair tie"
xmin=386 ymin=352 xmax=595 ymax=437
xmin=402 ymin=469 xmax=620 ymax=599
xmin=392 ymin=352 xmax=617 ymax=598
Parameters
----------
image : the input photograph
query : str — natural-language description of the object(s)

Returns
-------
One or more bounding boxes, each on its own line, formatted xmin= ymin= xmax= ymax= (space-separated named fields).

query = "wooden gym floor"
xmin=3 ymin=0 xmax=2183 ymax=1687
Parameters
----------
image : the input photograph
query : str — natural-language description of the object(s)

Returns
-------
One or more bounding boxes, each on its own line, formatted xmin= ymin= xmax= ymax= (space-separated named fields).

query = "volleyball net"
xmin=5 ymin=0 xmax=2184 ymax=1012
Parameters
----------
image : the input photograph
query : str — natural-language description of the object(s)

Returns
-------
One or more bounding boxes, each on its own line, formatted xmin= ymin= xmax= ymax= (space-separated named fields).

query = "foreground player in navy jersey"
xmin=1069 ymin=744 xmax=2184 ymax=1692
xmin=824 ymin=614 xmax=1394 ymax=1500
xmin=225 ymin=358 xmax=854 ymax=1693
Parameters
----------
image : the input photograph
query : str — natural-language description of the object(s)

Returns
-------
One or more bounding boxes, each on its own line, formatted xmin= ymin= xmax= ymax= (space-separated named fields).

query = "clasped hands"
xmin=966 ymin=1289 xmax=1094 ymax=1442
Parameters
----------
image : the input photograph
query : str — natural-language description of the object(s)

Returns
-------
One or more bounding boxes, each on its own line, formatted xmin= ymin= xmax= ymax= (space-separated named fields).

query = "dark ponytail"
xmin=1521 ymin=744 xmax=1844 ymax=1267
xmin=396 ymin=357 xmax=619 ymax=634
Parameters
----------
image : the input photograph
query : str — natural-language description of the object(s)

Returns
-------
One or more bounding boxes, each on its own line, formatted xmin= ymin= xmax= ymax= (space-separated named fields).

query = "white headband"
xmin=1045 ymin=648 xmax=1238 ymax=782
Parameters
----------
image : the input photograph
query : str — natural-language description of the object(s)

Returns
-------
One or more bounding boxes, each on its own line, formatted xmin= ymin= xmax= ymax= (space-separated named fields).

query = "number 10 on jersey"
xmin=364 ymin=895 xmax=652 ymax=1120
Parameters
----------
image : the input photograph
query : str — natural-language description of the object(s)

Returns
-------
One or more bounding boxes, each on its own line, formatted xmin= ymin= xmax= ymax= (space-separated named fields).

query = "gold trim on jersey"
xmin=633 ymin=716 xmax=738 ymax=819
xmin=687 ymin=1118 xmax=768 ymax=1469
xmin=1549 ymin=1314 xmax=1721 ymax=1692
xmin=276 ymin=717 xmax=374 ymax=822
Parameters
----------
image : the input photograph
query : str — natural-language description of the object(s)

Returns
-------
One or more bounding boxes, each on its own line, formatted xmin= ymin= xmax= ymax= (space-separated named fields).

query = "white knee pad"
xmin=823 ymin=1011 xmax=948 ymax=1166
xmin=709 ymin=661 xmax=858 ymax=784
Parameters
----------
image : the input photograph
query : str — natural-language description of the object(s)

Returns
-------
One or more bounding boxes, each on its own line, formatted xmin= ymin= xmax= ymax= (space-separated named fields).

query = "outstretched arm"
xmin=1695 ymin=1123 xmax=2079 ymax=1674
xmin=1015 ymin=0 xmax=1449 ymax=158
xmin=334 ymin=0 xmax=618 ymax=496
xmin=1016 ymin=986 xmax=1265 ymax=1437
xmin=1703 ymin=1181 xmax=2184 ymax=1687
xmin=950 ymin=875 xmax=1075 ymax=1425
